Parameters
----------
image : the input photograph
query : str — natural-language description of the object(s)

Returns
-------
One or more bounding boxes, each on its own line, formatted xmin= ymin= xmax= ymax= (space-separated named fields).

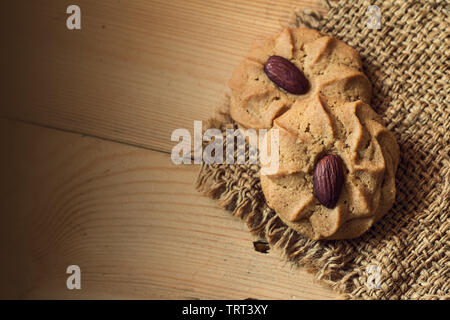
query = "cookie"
xmin=228 ymin=27 xmax=400 ymax=240
xmin=260 ymin=95 xmax=400 ymax=239
xmin=229 ymin=27 xmax=371 ymax=129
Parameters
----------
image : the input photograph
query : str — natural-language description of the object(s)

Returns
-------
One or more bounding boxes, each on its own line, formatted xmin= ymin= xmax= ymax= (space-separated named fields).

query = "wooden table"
xmin=1 ymin=0 xmax=339 ymax=299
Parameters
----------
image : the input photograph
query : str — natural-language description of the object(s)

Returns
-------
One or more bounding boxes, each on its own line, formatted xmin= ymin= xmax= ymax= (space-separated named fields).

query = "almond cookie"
xmin=228 ymin=27 xmax=399 ymax=240
xmin=260 ymin=95 xmax=399 ymax=239
xmin=229 ymin=27 xmax=371 ymax=129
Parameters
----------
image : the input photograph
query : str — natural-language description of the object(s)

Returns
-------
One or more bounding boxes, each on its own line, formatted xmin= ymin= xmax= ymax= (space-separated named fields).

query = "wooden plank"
xmin=0 ymin=119 xmax=339 ymax=299
xmin=4 ymin=0 xmax=326 ymax=153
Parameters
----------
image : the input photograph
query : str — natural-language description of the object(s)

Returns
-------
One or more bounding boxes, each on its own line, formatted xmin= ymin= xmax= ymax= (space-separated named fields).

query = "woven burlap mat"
xmin=196 ymin=0 xmax=449 ymax=299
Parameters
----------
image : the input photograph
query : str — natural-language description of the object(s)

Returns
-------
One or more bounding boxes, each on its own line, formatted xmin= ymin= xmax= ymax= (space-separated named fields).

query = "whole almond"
xmin=313 ymin=154 xmax=344 ymax=209
xmin=264 ymin=55 xmax=309 ymax=94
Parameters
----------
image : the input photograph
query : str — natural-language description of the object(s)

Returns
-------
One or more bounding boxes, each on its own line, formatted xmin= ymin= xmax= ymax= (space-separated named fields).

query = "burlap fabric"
xmin=196 ymin=0 xmax=449 ymax=299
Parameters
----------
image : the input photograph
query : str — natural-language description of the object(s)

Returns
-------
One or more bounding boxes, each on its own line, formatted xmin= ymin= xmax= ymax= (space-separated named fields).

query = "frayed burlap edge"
xmin=195 ymin=0 xmax=449 ymax=300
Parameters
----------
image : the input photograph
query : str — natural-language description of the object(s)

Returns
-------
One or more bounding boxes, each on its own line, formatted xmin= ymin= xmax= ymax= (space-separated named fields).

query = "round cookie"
xmin=228 ymin=27 xmax=372 ymax=129
xmin=260 ymin=95 xmax=399 ymax=240
xmin=228 ymin=27 xmax=399 ymax=240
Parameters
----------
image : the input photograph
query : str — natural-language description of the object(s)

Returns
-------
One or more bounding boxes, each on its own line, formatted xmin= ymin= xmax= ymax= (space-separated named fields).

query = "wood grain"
xmin=0 ymin=119 xmax=338 ymax=299
xmin=4 ymin=0 xmax=326 ymax=153
xmin=2 ymin=0 xmax=337 ymax=300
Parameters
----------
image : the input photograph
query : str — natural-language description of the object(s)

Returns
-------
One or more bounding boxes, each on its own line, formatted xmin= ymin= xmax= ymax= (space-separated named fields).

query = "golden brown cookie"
xmin=260 ymin=95 xmax=399 ymax=239
xmin=228 ymin=27 xmax=399 ymax=240
xmin=229 ymin=27 xmax=371 ymax=129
